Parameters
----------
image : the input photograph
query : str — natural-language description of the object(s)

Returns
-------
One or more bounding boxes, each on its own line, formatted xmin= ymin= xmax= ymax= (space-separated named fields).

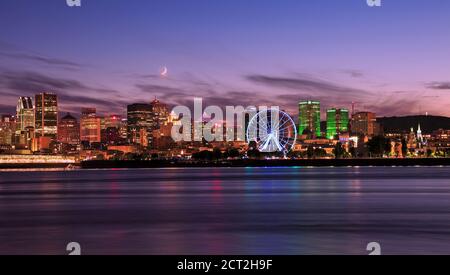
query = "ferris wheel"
xmin=246 ymin=108 xmax=297 ymax=153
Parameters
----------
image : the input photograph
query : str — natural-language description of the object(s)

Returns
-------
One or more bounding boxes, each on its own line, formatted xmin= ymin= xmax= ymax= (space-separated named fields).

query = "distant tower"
xmin=407 ymin=127 xmax=417 ymax=150
xmin=417 ymin=123 xmax=423 ymax=143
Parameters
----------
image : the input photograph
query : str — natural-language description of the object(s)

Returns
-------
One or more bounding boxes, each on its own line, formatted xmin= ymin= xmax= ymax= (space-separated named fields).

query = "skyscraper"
xmin=351 ymin=112 xmax=377 ymax=136
xmin=35 ymin=93 xmax=58 ymax=138
xmin=58 ymin=113 xmax=80 ymax=145
xmin=16 ymin=97 xmax=34 ymax=132
xmin=80 ymin=108 xmax=101 ymax=143
xmin=102 ymin=115 xmax=125 ymax=144
xmin=326 ymin=108 xmax=349 ymax=139
xmin=298 ymin=101 xmax=321 ymax=138
xmin=127 ymin=103 xmax=153 ymax=147
xmin=150 ymin=98 xmax=169 ymax=130
xmin=0 ymin=115 xmax=16 ymax=146
xmin=105 ymin=115 xmax=122 ymax=129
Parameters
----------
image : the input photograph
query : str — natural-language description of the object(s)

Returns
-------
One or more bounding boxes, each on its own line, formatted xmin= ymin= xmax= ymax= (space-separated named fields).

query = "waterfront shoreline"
xmin=79 ymin=158 xmax=450 ymax=169
xmin=2 ymin=158 xmax=450 ymax=170
xmin=0 ymin=163 xmax=76 ymax=169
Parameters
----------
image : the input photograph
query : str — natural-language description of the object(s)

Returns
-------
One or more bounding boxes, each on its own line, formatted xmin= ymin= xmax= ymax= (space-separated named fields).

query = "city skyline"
xmin=1 ymin=0 xmax=450 ymax=118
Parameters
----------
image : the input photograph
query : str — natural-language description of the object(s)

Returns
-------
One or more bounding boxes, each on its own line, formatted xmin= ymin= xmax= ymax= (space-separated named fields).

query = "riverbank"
xmin=0 ymin=155 xmax=77 ymax=169
xmin=80 ymin=158 xmax=450 ymax=169
xmin=0 ymin=163 xmax=77 ymax=169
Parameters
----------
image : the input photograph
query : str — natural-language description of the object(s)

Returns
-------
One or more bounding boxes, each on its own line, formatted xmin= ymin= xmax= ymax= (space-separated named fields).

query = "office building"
xmin=58 ymin=113 xmax=80 ymax=145
xmin=16 ymin=97 xmax=34 ymax=132
xmin=127 ymin=103 xmax=153 ymax=147
xmin=351 ymin=112 xmax=378 ymax=136
xmin=0 ymin=115 xmax=16 ymax=146
xmin=150 ymin=98 xmax=169 ymax=130
xmin=35 ymin=93 xmax=58 ymax=138
xmin=326 ymin=108 xmax=349 ymax=139
xmin=298 ymin=101 xmax=321 ymax=137
xmin=80 ymin=108 xmax=101 ymax=143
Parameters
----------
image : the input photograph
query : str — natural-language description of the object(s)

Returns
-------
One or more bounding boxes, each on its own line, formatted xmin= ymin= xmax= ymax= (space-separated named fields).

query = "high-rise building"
xmin=105 ymin=115 xmax=122 ymax=129
xmin=326 ymin=108 xmax=349 ymax=139
xmin=80 ymin=108 xmax=101 ymax=143
xmin=150 ymin=98 xmax=169 ymax=130
xmin=351 ymin=112 xmax=377 ymax=136
xmin=35 ymin=93 xmax=58 ymax=138
xmin=58 ymin=113 xmax=80 ymax=145
xmin=0 ymin=115 xmax=16 ymax=146
xmin=16 ymin=97 xmax=34 ymax=132
xmin=298 ymin=101 xmax=321 ymax=137
xmin=104 ymin=127 xmax=121 ymax=145
xmin=127 ymin=103 xmax=153 ymax=146
xmin=101 ymin=115 xmax=124 ymax=144
xmin=119 ymin=118 xmax=128 ymax=140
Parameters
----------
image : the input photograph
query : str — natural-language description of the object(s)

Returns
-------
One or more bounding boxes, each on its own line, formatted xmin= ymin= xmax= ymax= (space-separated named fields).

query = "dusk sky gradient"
xmin=1 ymin=0 xmax=450 ymax=119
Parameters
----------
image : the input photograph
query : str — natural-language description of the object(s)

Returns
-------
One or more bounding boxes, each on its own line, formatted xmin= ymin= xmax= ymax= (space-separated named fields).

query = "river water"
xmin=1 ymin=166 xmax=450 ymax=255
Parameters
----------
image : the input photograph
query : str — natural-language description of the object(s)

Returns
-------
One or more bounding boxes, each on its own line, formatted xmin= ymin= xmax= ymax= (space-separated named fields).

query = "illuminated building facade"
xmin=35 ymin=93 xmax=58 ymax=138
xmin=80 ymin=108 xmax=101 ymax=143
xmin=326 ymin=108 xmax=349 ymax=139
xmin=105 ymin=115 xmax=122 ymax=129
xmin=127 ymin=103 xmax=153 ymax=147
xmin=298 ymin=101 xmax=321 ymax=137
xmin=58 ymin=113 xmax=80 ymax=145
xmin=104 ymin=127 xmax=121 ymax=145
xmin=0 ymin=115 xmax=16 ymax=146
xmin=150 ymin=98 xmax=169 ymax=130
xmin=16 ymin=97 xmax=34 ymax=132
xmin=351 ymin=112 xmax=378 ymax=136
xmin=417 ymin=123 xmax=424 ymax=143
xmin=101 ymin=115 xmax=125 ymax=144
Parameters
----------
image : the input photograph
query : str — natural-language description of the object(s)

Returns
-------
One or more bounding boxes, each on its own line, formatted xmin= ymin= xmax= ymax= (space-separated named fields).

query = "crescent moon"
xmin=160 ymin=67 xmax=168 ymax=77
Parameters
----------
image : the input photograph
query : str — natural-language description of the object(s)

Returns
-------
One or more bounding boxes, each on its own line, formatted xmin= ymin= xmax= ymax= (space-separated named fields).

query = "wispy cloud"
xmin=426 ymin=82 xmax=450 ymax=90
xmin=341 ymin=69 xmax=364 ymax=78
xmin=0 ymin=71 xmax=88 ymax=93
xmin=0 ymin=52 xmax=82 ymax=69
xmin=0 ymin=39 xmax=83 ymax=71
xmin=0 ymin=70 xmax=126 ymax=114
xmin=245 ymin=74 xmax=372 ymax=97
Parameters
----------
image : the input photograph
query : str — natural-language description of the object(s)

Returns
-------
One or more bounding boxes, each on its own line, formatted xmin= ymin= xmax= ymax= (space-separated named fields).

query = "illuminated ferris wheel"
xmin=246 ymin=108 xmax=297 ymax=153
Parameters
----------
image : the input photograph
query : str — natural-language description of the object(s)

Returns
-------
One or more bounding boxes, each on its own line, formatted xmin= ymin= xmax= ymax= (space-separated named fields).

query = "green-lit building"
xmin=326 ymin=108 xmax=349 ymax=139
xmin=298 ymin=101 xmax=321 ymax=137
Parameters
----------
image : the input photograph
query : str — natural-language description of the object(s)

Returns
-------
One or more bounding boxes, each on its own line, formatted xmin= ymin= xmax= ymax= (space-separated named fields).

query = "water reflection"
xmin=1 ymin=167 xmax=450 ymax=254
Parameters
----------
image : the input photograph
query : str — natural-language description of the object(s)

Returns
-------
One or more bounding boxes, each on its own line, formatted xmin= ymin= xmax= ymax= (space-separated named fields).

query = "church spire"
xmin=417 ymin=123 xmax=423 ymax=143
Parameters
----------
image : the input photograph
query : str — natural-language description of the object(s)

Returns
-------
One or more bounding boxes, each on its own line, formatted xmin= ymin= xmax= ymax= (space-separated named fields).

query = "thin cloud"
xmin=0 ymin=70 xmax=126 ymax=115
xmin=0 ymin=71 xmax=88 ymax=93
xmin=342 ymin=69 xmax=364 ymax=78
xmin=0 ymin=52 xmax=82 ymax=68
xmin=245 ymin=74 xmax=372 ymax=97
xmin=426 ymin=82 xmax=450 ymax=90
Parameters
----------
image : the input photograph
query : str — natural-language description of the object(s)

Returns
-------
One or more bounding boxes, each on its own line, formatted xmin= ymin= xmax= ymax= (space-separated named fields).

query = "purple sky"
xmin=1 ymin=0 xmax=450 ymax=119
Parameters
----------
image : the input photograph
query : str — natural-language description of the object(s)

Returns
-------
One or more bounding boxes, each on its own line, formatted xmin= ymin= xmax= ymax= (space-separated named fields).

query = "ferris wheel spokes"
xmin=246 ymin=108 xmax=297 ymax=153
